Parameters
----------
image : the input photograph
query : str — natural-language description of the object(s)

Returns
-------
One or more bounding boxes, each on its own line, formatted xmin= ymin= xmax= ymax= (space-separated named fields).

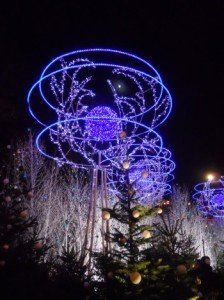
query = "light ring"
xmin=28 ymin=63 xmax=172 ymax=128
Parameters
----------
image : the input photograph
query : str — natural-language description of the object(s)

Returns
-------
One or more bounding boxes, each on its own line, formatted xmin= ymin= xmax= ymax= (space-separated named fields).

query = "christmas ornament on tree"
xmin=195 ymin=277 xmax=201 ymax=285
xmin=176 ymin=264 xmax=187 ymax=274
xmin=119 ymin=131 xmax=127 ymax=138
xmin=34 ymin=242 xmax=43 ymax=250
xmin=6 ymin=224 xmax=12 ymax=230
xmin=102 ymin=211 xmax=110 ymax=220
xmin=142 ymin=230 xmax=152 ymax=239
xmin=20 ymin=210 xmax=28 ymax=218
xmin=27 ymin=191 xmax=33 ymax=198
xmin=119 ymin=236 xmax=127 ymax=244
xmin=128 ymin=187 xmax=135 ymax=196
xmin=2 ymin=244 xmax=9 ymax=251
xmin=141 ymin=170 xmax=149 ymax=178
xmin=130 ymin=271 xmax=142 ymax=284
xmin=132 ymin=210 xmax=140 ymax=218
xmin=3 ymin=178 xmax=9 ymax=185
xmin=107 ymin=271 xmax=114 ymax=279
xmin=4 ymin=196 xmax=11 ymax=203
xmin=0 ymin=260 xmax=6 ymax=267
xmin=157 ymin=207 xmax=163 ymax=214
xmin=122 ymin=159 xmax=130 ymax=170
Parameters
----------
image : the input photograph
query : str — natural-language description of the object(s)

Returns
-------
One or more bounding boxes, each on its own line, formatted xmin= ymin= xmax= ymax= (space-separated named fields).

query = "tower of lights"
xmin=27 ymin=48 xmax=174 ymax=260
xmin=193 ymin=176 xmax=224 ymax=218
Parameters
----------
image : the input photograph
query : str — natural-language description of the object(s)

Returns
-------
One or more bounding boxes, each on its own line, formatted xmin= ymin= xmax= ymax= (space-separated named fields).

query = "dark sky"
xmin=0 ymin=0 xmax=223 ymax=186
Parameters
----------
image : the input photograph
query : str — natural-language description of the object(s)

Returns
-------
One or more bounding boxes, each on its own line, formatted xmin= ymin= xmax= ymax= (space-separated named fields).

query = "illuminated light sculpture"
xmin=27 ymin=48 xmax=174 ymax=263
xmin=105 ymin=145 xmax=175 ymax=204
xmin=193 ymin=176 xmax=224 ymax=218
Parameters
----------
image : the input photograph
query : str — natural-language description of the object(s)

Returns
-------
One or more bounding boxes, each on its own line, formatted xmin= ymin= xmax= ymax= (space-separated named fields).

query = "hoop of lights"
xmin=36 ymin=116 xmax=163 ymax=168
xmin=193 ymin=177 xmax=224 ymax=218
xmin=27 ymin=48 xmax=172 ymax=127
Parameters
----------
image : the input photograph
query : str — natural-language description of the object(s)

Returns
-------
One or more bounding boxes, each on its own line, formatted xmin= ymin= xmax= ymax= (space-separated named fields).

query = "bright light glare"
xmin=207 ymin=174 xmax=215 ymax=181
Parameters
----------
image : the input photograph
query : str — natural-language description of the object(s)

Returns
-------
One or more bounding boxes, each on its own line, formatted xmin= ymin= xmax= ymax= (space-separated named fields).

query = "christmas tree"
xmin=95 ymin=164 xmax=170 ymax=299
xmin=146 ymin=212 xmax=200 ymax=299
xmin=51 ymin=246 xmax=96 ymax=300
xmin=94 ymin=163 xmax=201 ymax=299
xmin=0 ymin=155 xmax=50 ymax=300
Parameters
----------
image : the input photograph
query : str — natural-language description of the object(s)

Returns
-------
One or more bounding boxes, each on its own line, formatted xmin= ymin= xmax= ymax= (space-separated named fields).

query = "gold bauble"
xmin=27 ymin=191 xmax=33 ymax=198
xmin=176 ymin=264 xmax=187 ymax=274
xmin=20 ymin=210 xmax=28 ymax=218
xmin=128 ymin=187 xmax=135 ymax=196
xmin=107 ymin=271 xmax=114 ymax=279
xmin=122 ymin=160 xmax=130 ymax=170
xmin=0 ymin=260 xmax=6 ymax=267
xmin=34 ymin=242 xmax=43 ymax=250
xmin=142 ymin=230 xmax=152 ymax=239
xmin=5 ymin=196 xmax=11 ymax=203
xmin=3 ymin=178 xmax=9 ymax=185
xmin=132 ymin=210 xmax=140 ymax=218
xmin=6 ymin=224 xmax=12 ymax=230
xmin=2 ymin=244 xmax=9 ymax=251
xmin=141 ymin=170 xmax=149 ymax=179
xmin=102 ymin=211 xmax=110 ymax=220
xmin=130 ymin=271 xmax=142 ymax=284
xmin=157 ymin=207 xmax=163 ymax=214
xmin=195 ymin=277 xmax=201 ymax=285
xmin=119 ymin=236 xmax=127 ymax=244
xmin=119 ymin=131 xmax=127 ymax=138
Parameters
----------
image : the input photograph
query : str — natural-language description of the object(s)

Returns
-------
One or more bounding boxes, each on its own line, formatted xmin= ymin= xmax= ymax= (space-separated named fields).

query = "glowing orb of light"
xmin=85 ymin=106 xmax=121 ymax=141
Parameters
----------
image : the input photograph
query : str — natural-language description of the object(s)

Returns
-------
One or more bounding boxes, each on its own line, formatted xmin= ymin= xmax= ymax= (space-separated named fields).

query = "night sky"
xmin=0 ymin=0 xmax=223 ymax=186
